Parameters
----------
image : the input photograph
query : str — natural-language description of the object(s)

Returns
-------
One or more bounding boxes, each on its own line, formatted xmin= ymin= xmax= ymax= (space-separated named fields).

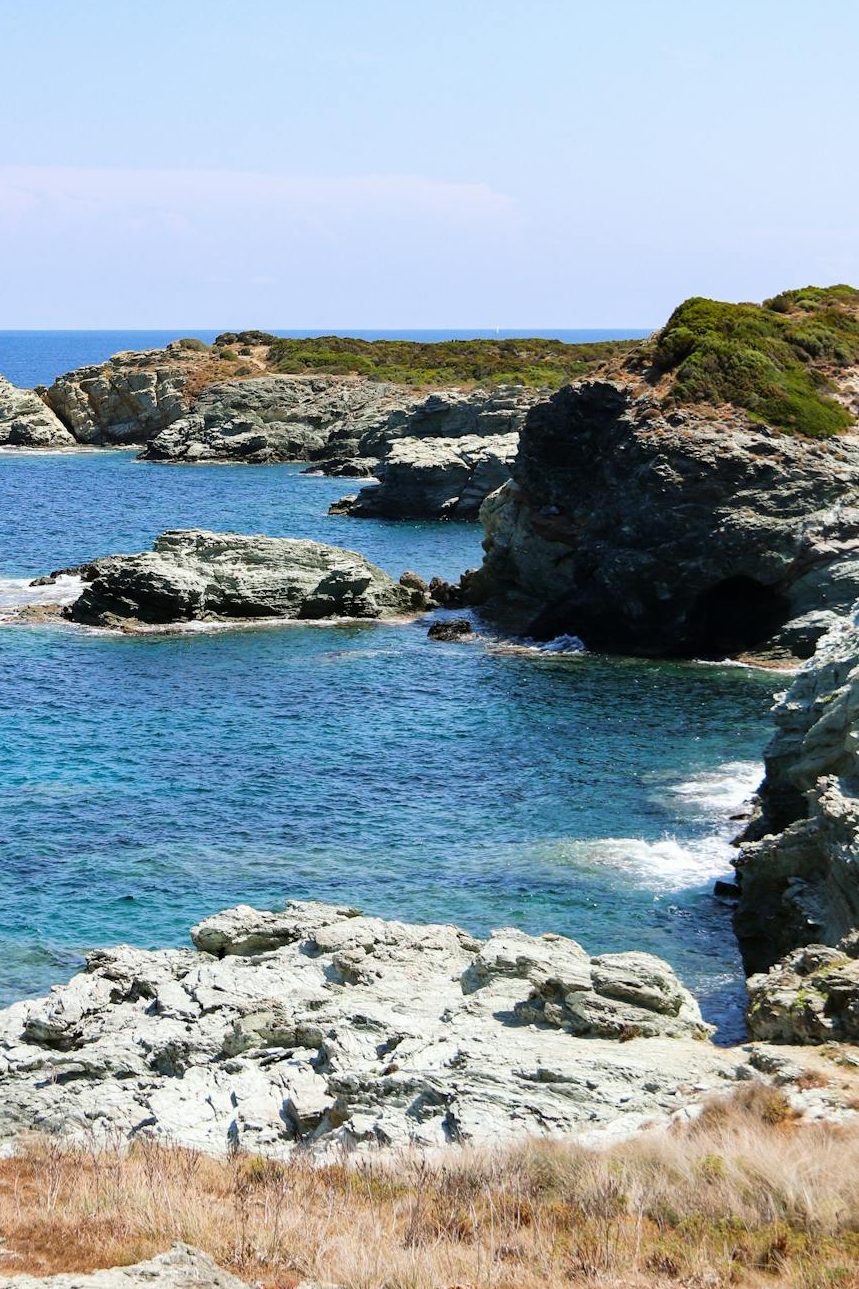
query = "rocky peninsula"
xmin=465 ymin=287 xmax=859 ymax=662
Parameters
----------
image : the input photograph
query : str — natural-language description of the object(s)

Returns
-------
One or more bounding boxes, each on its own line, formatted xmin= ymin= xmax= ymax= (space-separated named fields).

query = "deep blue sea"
xmin=0 ymin=332 xmax=774 ymax=1043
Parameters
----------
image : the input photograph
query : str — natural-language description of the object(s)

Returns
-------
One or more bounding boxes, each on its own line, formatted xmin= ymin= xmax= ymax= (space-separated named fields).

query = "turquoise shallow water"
xmin=0 ymin=451 xmax=776 ymax=1040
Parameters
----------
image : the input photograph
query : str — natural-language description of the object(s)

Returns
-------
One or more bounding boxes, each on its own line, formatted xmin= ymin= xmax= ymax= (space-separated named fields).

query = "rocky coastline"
xmin=0 ymin=899 xmax=835 ymax=1161
xmin=4 ymin=290 xmax=859 ymax=1175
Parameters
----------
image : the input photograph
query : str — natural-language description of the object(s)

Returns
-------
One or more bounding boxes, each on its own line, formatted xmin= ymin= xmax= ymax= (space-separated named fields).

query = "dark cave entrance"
xmin=684 ymin=575 xmax=790 ymax=658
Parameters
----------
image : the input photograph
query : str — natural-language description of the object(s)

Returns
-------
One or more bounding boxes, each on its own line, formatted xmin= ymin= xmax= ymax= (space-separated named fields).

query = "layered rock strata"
xmin=0 ymin=377 xmax=76 ymax=449
xmin=64 ymin=530 xmax=422 ymax=628
xmin=141 ymin=376 xmax=404 ymax=465
xmin=0 ymin=901 xmax=742 ymax=1157
xmin=39 ymin=349 xmax=197 ymax=445
xmin=467 ymin=381 xmax=859 ymax=659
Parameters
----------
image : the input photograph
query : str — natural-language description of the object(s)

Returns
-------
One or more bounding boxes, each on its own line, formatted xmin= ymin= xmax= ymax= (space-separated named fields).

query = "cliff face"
xmin=468 ymin=381 xmax=859 ymax=659
xmin=0 ymin=377 xmax=76 ymax=448
xmin=734 ymin=613 xmax=859 ymax=975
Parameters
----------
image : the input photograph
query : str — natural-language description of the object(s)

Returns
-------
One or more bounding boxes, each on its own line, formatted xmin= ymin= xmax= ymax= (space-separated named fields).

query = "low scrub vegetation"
xmin=2 ymin=1085 xmax=858 ymax=1288
xmin=650 ymin=284 xmax=859 ymax=437
xmin=264 ymin=335 xmax=637 ymax=388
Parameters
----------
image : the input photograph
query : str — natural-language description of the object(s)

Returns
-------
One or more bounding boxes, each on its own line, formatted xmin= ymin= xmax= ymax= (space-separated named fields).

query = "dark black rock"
xmin=427 ymin=618 xmax=473 ymax=642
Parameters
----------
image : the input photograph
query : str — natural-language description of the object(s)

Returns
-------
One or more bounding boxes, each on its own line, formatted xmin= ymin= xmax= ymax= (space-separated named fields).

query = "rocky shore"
xmin=0 ymin=900 xmax=780 ymax=1157
xmin=58 ymin=530 xmax=427 ymax=628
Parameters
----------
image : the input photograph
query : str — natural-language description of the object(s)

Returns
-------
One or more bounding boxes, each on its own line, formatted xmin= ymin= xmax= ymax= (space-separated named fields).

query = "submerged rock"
xmin=64 ymin=530 xmax=422 ymax=628
xmin=427 ymin=618 xmax=473 ymax=642
xmin=0 ymin=901 xmax=733 ymax=1157
xmin=0 ymin=377 xmax=76 ymax=449
xmin=466 ymin=380 xmax=859 ymax=659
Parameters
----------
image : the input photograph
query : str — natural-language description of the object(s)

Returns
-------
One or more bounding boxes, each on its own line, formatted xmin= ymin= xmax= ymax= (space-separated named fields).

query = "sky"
xmin=1 ymin=0 xmax=858 ymax=329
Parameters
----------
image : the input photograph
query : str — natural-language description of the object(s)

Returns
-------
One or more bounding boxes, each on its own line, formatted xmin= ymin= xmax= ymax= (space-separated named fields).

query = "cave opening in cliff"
xmin=685 ymin=576 xmax=789 ymax=658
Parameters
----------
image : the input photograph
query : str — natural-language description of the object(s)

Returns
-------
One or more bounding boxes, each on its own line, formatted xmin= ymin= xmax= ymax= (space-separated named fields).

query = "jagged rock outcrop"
xmin=0 ymin=1247 xmax=250 ymax=1289
xmin=142 ymin=376 xmax=404 ymax=464
xmin=64 ymin=531 xmax=422 ymax=628
xmin=746 ymin=941 xmax=859 ymax=1043
xmin=466 ymin=381 xmax=859 ymax=659
xmin=734 ymin=612 xmax=859 ymax=975
xmin=330 ymin=387 xmax=537 ymax=518
xmin=0 ymin=900 xmax=741 ymax=1157
xmin=39 ymin=349 xmax=198 ymax=445
xmin=0 ymin=377 xmax=76 ymax=448
xmin=339 ymin=433 xmax=519 ymax=520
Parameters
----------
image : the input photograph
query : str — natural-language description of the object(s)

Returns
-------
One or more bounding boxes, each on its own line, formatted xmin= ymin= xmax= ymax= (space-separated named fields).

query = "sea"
xmin=0 ymin=330 xmax=775 ymax=1042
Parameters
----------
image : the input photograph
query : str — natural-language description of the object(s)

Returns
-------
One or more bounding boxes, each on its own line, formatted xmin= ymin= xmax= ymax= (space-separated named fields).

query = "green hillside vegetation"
xmin=651 ymin=285 xmax=859 ymax=437
xmin=261 ymin=335 xmax=637 ymax=388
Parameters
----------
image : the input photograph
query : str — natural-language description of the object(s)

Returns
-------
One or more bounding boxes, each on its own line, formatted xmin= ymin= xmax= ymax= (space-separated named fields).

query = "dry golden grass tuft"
xmin=1 ymin=1085 xmax=858 ymax=1289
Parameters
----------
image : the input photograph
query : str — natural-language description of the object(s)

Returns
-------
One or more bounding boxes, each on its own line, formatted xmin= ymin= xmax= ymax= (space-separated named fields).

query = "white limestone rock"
xmin=0 ymin=377 xmax=76 ymax=449
xmin=0 ymin=1245 xmax=250 ymax=1289
xmin=0 ymin=901 xmax=738 ymax=1160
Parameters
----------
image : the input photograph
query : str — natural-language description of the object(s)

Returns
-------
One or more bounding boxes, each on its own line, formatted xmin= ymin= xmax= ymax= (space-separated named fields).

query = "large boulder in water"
xmin=64 ymin=530 xmax=423 ymax=627
xmin=466 ymin=380 xmax=859 ymax=660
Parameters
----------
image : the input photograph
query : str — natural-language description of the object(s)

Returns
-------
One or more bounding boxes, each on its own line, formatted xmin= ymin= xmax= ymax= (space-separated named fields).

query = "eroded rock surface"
xmin=466 ymin=381 xmax=859 ymax=659
xmin=142 ymin=377 xmax=403 ymax=464
xmin=734 ymin=613 xmax=859 ymax=975
xmin=0 ymin=377 xmax=76 ymax=449
xmin=0 ymin=901 xmax=741 ymax=1157
xmin=746 ymin=941 xmax=859 ymax=1043
xmin=330 ymin=387 xmax=537 ymax=518
xmin=40 ymin=349 xmax=197 ymax=445
xmin=64 ymin=531 xmax=421 ymax=628
xmin=341 ymin=433 xmax=519 ymax=520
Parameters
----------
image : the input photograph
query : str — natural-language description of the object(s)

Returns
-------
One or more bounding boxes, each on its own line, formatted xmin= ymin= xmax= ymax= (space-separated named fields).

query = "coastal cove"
xmin=0 ymin=450 xmax=775 ymax=1038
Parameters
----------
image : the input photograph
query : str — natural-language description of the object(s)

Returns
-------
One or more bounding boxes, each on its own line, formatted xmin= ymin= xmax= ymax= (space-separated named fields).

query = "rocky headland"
xmin=58 ymin=530 xmax=425 ymax=629
xmin=464 ymin=287 xmax=859 ymax=662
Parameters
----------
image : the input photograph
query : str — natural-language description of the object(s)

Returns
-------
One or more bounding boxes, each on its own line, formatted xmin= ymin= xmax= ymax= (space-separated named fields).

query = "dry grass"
xmin=1 ymin=1086 xmax=858 ymax=1289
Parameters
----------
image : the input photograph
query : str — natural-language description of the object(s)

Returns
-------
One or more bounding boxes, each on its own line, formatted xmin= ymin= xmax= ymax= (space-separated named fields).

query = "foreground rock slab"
xmin=0 ymin=1245 xmax=249 ymax=1289
xmin=64 ymin=530 xmax=422 ymax=627
xmin=0 ymin=901 xmax=746 ymax=1158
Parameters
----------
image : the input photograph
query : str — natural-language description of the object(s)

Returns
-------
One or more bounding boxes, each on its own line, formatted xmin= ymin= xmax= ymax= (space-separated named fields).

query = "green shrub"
xmin=652 ymin=288 xmax=859 ymax=437
xmin=217 ymin=348 xmax=239 ymax=362
xmin=176 ymin=337 xmax=210 ymax=352
xmin=265 ymin=335 xmax=636 ymax=389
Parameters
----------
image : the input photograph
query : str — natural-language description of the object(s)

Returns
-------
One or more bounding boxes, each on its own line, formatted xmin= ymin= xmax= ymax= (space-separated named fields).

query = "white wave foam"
xmin=570 ymin=833 xmax=733 ymax=892
xmin=656 ymin=760 xmax=761 ymax=817
xmin=0 ymin=575 xmax=83 ymax=618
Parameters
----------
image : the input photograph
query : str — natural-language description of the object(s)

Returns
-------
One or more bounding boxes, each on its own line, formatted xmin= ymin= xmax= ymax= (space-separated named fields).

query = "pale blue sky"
xmin=1 ymin=0 xmax=857 ymax=328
